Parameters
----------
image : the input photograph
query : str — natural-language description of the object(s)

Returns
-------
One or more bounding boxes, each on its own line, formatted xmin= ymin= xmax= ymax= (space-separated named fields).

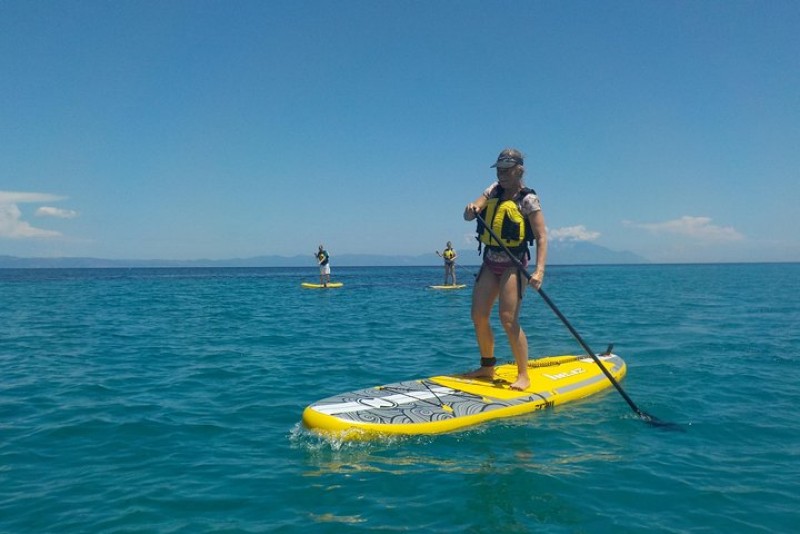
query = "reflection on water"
xmin=291 ymin=420 xmax=624 ymax=478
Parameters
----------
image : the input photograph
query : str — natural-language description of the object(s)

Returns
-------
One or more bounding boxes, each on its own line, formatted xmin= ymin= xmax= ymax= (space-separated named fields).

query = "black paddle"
xmin=473 ymin=211 xmax=679 ymax=429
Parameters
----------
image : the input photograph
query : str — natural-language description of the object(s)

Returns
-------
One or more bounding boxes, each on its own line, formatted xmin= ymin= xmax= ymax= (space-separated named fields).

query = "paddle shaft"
xmin=473 ymin=210 xmax=658 ymax=423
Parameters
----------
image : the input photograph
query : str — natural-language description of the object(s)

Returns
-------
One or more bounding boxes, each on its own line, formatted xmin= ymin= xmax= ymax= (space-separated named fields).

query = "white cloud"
xmin=625 ymin=216 xmax=744 ymax=242
xmin=549 ymin=225 xmax=600 ymax=242
xmin=0 ymin=190 xmax=72 ymax=239
xmin=0 ymin=191 xmax=64 ymax=203
xmin=0 ymin=203 xmax=61 ymax=238
xmin=36 ymin=206 xmax=78 ymax=219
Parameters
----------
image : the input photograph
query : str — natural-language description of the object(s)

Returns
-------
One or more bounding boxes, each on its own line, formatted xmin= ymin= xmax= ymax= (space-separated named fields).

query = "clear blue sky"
xmin=2 ymin=1 xmax=798 ymax=263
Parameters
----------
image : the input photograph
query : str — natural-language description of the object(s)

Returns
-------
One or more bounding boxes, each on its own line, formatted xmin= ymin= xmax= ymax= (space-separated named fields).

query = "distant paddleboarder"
xmin=315 ymin=245 xmax=331 ymax=287
xmin=435 ymin=241 xmax=458 ymax=286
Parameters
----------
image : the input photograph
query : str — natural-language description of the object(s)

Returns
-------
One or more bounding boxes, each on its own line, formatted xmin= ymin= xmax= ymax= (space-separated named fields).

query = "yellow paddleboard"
xmin=303 ymin=353 xmax=626 ymax=439
xmin=429 ymin=284 xmax=467 ymax=290
xmin=301 ymin=282 xmax=343 ymax=289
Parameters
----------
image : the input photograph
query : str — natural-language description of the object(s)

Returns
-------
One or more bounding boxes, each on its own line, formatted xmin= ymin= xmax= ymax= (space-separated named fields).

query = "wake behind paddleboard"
xmin=301 ymin=282 xmax=343 ymax=289
xmin=302 ymin=353 xmax=626 ymax=439
xmin=429 ymin=284 xmax=467 ymax=290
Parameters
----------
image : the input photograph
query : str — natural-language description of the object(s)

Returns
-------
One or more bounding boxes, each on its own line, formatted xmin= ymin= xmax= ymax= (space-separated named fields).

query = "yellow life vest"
xmin=442 ymin=249 xmax=456 ymax=260
xmin=477 ymin=188 xmax=535 ymax=254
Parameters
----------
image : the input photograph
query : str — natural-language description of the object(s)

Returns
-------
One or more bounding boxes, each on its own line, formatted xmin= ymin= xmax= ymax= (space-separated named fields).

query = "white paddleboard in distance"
xmin=428 ymin=284 xmax=466 ymax=290
xmin=301 ymin=282 xmax=343 ymax=289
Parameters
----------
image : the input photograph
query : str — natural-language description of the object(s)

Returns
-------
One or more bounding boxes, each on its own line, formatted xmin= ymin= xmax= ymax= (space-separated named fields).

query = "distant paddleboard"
xmin=301 ymin=282 xmax=343 ymax=289
xmin=429 ymin=284 xmax=466 ymax=290
xmin=303 ymin=353 xmax=626 ymax=439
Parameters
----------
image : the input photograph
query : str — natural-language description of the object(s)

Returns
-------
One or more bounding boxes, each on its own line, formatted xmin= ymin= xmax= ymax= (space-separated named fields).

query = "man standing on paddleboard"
xmin=316 ymin=245 xmax=331 ymax=287
xmin=435 ymin=241 xmax=458 ymax=286
xmin=462 ymin=148 xmax=548 ymax=391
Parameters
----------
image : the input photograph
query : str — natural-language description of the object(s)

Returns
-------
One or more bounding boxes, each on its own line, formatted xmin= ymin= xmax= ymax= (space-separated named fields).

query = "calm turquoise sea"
xmin=2 ymin=264 xmax=799 ymax=533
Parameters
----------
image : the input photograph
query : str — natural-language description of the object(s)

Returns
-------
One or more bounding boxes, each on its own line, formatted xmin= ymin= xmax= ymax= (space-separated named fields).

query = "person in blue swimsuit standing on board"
xmin=436 ymin=241 xmax=458 ymax=286
xmin=315 ymin=245 xmax=331 ymax=287
xmin=462 ymin=148 xmax=548 ymax=390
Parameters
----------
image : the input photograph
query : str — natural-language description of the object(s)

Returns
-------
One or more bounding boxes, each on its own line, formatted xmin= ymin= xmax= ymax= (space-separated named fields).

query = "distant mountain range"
xmin=548 ymin=241 xmax=646 ymax=265
xmin=0 ymin=242 xmax=647 ymax=268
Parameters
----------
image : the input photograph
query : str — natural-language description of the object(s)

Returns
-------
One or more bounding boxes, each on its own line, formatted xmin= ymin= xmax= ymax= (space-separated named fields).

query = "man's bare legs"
xmin=465 ymin=266 xmax=530 ymax=390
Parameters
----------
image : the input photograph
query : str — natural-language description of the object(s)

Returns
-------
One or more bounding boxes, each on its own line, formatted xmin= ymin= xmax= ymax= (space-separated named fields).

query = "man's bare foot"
xmin=462 ymin=366 xmax=495 ymax=380
xmin=509 ymin=376 xmax=530 ymax=391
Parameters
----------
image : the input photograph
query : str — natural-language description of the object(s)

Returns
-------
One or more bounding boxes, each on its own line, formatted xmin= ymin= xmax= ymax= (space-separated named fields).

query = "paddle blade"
xmin=640 ymin=412 xmax=686 ymax=432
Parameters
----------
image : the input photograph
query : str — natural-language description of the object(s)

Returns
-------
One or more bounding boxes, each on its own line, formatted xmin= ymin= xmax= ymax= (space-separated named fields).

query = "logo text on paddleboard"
xmin=543 ymin=368 xmax=585 ymax=380
xmin=357 ymin=397 xmax=398 ymax=409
